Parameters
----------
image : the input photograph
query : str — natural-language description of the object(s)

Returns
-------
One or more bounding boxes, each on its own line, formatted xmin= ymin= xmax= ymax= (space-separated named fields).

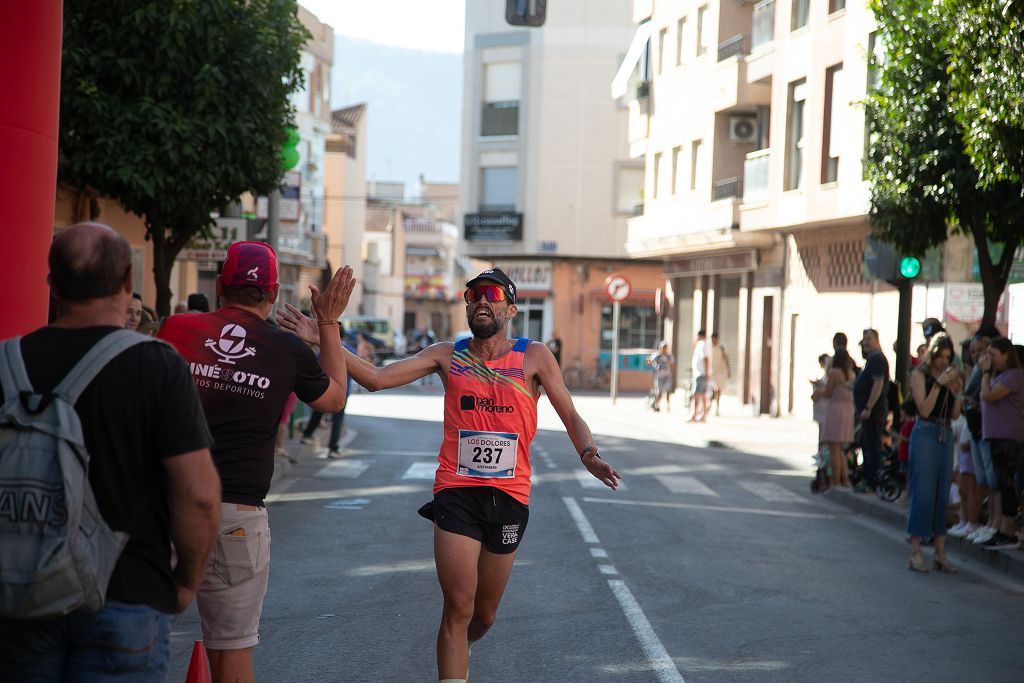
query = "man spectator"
xmin=709 ymin=332 xmax=731 ymax=417
xmin=158 ymin=241 xmax=353 ymax=683
xmin=854 ymin=328 xmax=890 ymax=493
xmin=922 ymin=317 xmax=945 ymax=345
xmin=188 ymin=292 xmax=210 ymax=313
xmin=173 ymin=301 xmax=189 ymax=315
xmin=125 ymin=291 xmax=142 ymax=330
xmin=648 ymin=341 xmax=675 ymax=412
xmin=546 ymin=332 xmax=563 ymax=367
xmin=0 ymin=223 xmax=220 ymax=679
xmin=688 ymin=329 xmax=711 ymax=423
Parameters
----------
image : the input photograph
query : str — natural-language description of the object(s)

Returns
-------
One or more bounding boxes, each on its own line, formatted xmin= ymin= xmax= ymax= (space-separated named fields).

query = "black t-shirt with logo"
xmin=3 ymin=326 xmax=214 ymax=614
xmin=159 ymin=307 xmax=330 ymax=505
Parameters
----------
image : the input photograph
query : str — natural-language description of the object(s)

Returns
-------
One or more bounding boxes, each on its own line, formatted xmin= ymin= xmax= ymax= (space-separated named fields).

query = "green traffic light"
xmin=900 ymin=256 xmax=921 ymax=278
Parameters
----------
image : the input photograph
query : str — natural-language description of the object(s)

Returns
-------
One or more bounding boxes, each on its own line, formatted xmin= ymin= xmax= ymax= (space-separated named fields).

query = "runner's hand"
xmin=583 ymin=449 xmax=621 ymax=491
xmin=310 ymin=265 xmax=356 ymax=324
xmin=276 ymin=304 xmax=319 ymax=345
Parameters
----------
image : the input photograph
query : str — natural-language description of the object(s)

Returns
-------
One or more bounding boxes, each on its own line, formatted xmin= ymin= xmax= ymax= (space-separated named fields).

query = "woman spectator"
xmin=821 ymin=348 xmax=856 ymax=488
xmin=978 ymin=337 xmax=1024 ymax=550
xmin=906 ymin=334 xmax=963 ymax=573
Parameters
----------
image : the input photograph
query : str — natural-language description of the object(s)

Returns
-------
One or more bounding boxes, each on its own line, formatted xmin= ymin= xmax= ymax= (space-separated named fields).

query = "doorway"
xmin=760 ymin=296 xmax=774 ymax=415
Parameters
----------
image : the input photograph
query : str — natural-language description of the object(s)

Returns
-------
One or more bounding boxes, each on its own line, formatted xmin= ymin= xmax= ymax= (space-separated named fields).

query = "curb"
xmin=823 ymin=487 xmax=1024 ymax=582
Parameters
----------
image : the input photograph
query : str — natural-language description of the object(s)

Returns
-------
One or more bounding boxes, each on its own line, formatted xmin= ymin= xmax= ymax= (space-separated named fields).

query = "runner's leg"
xmin=435 ymin=527 xmax=481 ymax=680
xmin=468 ymin=546 xmax=517 ymax=643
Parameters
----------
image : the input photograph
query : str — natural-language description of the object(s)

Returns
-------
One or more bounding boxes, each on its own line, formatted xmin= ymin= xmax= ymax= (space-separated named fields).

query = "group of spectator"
xmin=812 ymin=319 xmax=1024 ymax=573
xmin=647 ymin=329 xmax=731 ymax=420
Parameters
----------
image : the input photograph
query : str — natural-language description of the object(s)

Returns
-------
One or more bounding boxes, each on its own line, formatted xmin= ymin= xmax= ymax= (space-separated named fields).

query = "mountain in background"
xmin=330 ymin=35 xmax=463 ymax=196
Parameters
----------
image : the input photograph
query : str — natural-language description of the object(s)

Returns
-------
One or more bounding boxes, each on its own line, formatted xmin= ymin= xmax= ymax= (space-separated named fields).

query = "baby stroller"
xmin=874 ymin=445 xmax=904 ymax=502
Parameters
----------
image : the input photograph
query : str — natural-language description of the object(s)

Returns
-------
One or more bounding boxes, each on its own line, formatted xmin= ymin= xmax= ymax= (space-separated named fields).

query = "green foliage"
xmin=865 ymin=0 xmax=1023 ymax=327
xmin=947 ymin=0 xmax=1024 ymax=185
xmin=59 ymin=0 xmax=310 ymax=314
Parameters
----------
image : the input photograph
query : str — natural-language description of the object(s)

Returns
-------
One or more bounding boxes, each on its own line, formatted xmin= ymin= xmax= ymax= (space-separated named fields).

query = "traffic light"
xmin=899 ymin=256 xmax=921 ymax=279
xmin=864 ymin=238 xmax=924 ymax=283
xmin=506 ymin=0 xmax=546 ymax=27
xmin=281 ymin=126 xmax=300 ymax=171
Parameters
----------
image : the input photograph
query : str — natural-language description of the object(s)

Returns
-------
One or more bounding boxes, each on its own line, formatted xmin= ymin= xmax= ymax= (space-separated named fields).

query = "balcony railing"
xmin=712 ymin=177 xmax=743 ymax=201
xmin=743 ymin=150 xmax=770 ymax=203
xmin=717 ymin=35 xmax=750 ymax=62
xmin=752 ymin=0 xmax=776 ymax=50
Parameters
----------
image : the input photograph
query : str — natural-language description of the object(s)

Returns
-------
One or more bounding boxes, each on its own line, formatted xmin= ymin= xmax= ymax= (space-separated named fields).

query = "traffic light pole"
xmin=893 ymin=278 xmax=913 ymax=396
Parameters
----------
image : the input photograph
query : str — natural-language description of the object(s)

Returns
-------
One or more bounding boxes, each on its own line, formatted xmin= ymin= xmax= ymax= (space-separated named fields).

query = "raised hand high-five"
xmin=310 ymin=265 xmax=356 ymax=324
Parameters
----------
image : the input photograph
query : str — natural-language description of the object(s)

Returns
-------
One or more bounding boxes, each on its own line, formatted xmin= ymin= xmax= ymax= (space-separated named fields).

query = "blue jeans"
xmin=969 ymin=435 xmax=997 ymax=490
xmin=302 ymin=406 xmax=346 ymax=451
xmin=906 ymin=420 xmax=954 ymax=538
xmin=0 ymin=600 xmax=172 ymax=682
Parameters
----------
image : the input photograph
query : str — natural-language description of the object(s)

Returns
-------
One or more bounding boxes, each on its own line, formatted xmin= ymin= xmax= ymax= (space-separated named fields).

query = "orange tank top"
xmin=434 ymin=337 xmax=538 ymax=505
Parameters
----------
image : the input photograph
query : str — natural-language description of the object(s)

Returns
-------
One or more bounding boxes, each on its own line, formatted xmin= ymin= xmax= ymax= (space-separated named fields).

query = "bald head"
xmin=49 ymin=222 xmax=132 ymax=302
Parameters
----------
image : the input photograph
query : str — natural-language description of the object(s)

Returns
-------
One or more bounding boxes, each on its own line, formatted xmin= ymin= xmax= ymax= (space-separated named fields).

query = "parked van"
xmin=341 ymin=316 xmax=396 ymax=358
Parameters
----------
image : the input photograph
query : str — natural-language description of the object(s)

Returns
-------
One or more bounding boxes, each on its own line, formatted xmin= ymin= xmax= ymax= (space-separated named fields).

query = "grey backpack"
xmin=0 ymin=329 xmax=154 ymax=618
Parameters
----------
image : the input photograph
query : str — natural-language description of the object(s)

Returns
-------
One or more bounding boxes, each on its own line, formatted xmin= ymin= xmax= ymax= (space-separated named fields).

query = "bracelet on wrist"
xmin=317 ymin=319 xmax=339 ymax=327
xmin=580 ymin=446 xmax=598 ymax=460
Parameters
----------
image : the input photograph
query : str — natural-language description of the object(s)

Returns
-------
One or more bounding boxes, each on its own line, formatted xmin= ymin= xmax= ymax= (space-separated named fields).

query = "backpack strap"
xmin=54 ymin=330 xmax=159 ymax=404
xmin=0 ymin=337 xmax=34 ymax=399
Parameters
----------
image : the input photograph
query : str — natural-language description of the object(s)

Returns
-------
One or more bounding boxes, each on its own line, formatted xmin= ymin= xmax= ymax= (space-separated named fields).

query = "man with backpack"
xmin=0 ymin=222 xmax=221 ymax=680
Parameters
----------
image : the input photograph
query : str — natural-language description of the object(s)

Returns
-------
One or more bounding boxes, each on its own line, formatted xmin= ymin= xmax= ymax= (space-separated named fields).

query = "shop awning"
xmin=610 ymin=21 xmax=653 ymax=99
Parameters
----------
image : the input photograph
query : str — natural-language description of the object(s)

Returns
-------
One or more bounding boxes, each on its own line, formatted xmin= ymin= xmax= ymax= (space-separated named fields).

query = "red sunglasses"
xmin=464 ymin=284 xmax=508 ymax=304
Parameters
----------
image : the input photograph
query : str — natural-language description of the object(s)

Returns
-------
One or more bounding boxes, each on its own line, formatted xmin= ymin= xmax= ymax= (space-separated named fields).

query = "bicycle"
xmin=562 ymin=357 xmax=610 ymax=391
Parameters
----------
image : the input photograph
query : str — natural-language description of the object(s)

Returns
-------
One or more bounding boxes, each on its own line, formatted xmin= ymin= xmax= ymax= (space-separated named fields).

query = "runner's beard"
xmin=468 ymin=311 xmax=505 ymax=339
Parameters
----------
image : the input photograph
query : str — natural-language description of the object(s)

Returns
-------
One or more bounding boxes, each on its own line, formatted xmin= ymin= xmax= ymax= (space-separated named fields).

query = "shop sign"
xmin=464 ymin=212 xmax=523 ymax=241
xmin=498 ymin=261 xmax=552 ymax=291
xmin=664 ymin=250 xmax=756 ymax=277
xmin=944 ymin=283 xmax=1006 ymax=324
xmin=179 ymin=218 xmax=245 ymax=262
xmin=256 ymin=170 xmax=301 ymax=222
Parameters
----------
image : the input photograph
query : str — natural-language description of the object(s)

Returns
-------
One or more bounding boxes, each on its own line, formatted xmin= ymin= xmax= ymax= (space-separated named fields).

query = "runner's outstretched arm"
xmin=532 ymin=343 xmax=621 ymax=490
xmin=276 ymin=303 xmax=447 ymax=391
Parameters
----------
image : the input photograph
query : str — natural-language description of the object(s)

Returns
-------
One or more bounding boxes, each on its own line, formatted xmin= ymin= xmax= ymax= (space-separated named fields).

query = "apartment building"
xmin=619 ymin=0 xmax=996 ymax=416
xmin=324 ymin=103 xmax=368 ymax=315
xmin=460 ymin=0 xmax=664 ymax=390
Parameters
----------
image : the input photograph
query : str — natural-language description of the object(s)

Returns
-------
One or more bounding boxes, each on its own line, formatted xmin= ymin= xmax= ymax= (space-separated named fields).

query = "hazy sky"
xmin=300 ymin=0 xmax=466 ymax=54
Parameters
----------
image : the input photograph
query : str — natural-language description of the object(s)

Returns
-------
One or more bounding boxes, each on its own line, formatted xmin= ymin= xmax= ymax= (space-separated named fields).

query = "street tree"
xmin=866 ymin=0 xmax=1023 ymax=330
xmin=59 ymin=0 xmax=309 ymax=316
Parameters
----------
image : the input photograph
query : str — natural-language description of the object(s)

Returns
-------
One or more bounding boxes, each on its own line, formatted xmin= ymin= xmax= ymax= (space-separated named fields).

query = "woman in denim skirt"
xmin=906 ymin=334 xmax=963 ymax=573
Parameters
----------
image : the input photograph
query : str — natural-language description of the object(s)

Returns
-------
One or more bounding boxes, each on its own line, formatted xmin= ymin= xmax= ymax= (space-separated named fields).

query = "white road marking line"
xmin=562 ymin=496 xmax=600 ymax=544
xmin=341 ymin=450 xmax=438 ymax=457
xmin=608 ymin=580 xmax=686 ymax=683
xmin=575 ymin=470 xmax=628 ymax=490
xmin=315 ymin=460 xmax=370 ymax=478
xmin=625 ymin=464 xmax=725 ymax=476
xmin=655 ymin=475 xmax=718 ymax=497
xmin=738 ymin=480 xmax=810 ymax=504
xmin=582 ymin=497 xmax=838 ymax=519
xmin=402 ymin=462 xmax=438 ymax=480
xmin=599 ymin=564 xmax=619 ymax=575
xmin=590 ymin=548 xmax=608 ymax=558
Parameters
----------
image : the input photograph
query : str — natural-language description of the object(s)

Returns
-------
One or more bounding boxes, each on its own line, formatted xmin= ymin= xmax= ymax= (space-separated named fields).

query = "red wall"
xmin=0 ymin=3 xmax=63 ymax=337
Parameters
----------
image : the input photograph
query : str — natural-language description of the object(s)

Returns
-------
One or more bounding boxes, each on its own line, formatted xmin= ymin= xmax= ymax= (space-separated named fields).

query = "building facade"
xmin=460 ymin=0 xmax=664 ymax=390
xmin=324 ymin=103 xmax=368 ymax=315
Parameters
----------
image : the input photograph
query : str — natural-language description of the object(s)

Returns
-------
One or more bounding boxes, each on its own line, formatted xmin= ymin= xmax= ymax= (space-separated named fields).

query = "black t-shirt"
xmin=159 ymin=308 xmax=330 ymax=505
xmin=854 ymin=349 xmax=890 ymax=415
xmin=2 ymin=326 xmax=214 ymax=614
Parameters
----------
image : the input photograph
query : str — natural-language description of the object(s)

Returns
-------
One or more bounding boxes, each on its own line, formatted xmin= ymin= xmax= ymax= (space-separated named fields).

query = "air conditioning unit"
xmin=729 ymin=115 xmax=757 ymax=143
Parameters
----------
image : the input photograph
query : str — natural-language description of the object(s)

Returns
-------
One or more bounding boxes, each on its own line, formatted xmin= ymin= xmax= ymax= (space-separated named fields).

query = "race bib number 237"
xmin=457 ymin=430 xmax=518 ymax=478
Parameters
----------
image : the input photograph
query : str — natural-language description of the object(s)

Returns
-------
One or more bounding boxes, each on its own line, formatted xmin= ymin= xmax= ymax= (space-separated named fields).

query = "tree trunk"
xmin=971 ymin=223 xmax=1019 ymax=331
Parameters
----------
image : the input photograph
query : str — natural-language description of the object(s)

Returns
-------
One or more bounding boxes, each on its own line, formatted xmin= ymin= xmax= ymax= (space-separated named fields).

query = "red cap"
xmin=220 ymin=241 xmax=278 ymax=291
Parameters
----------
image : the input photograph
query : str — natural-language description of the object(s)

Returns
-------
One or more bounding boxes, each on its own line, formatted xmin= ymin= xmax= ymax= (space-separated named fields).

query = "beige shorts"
xmin=197 ymin=503 xmax=271 ymax=650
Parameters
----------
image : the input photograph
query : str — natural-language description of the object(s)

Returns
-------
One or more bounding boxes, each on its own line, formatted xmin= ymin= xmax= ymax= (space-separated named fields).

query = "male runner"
xmin=278 ymin=267 xmax=620 ymax=682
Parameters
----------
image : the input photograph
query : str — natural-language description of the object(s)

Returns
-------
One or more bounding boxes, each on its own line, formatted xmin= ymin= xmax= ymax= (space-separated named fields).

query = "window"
xmin=829 ymin=0 xmax=846 ymax=13
xmin=822 ymin=63 xmax=843 ymax=183
xmin=864 ymin=32 xmax=885 ymax=174
xmin=696 ymin=6 xmax=709 ymax=56
xmin=481 ymin=62 xmax=521 ymax=137
xmin=671 ymin=146 xmax=683 ymax=194
xmin=480 ymin=167 xmax=518 ymax=211
xmin=616 ymin=166 xmax=645 ymax=214
xmin=658 ymin=27 xmax=668 ymax=75
xmin=690 ymin=140 xmax=703 ymax=191
xmin=791 ymin=0 xmax=809 ymax=30
xmin=652 ymin=152 xmax=663 ymax=199
xmin=784 ymin=79 xmax=807 ymax=190
xmin=676 ymin=17 xmax=686 ymax=65
xmin=600 ymin=304 xmax=660 ymax=350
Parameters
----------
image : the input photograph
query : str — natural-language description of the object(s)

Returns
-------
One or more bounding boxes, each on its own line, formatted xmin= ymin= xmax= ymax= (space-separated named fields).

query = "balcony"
xmin=752 ymin=0 xmax=776 ymax=51
xmin=278 ymin=231 xmax=327 ymax=267
xmin=717 ymin=35 xmax=750 ymax=62
xmin=743 ymin=150 xmax=770 ymax=204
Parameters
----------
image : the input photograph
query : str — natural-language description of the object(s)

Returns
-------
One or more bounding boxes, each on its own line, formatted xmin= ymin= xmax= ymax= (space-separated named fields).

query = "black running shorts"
xmin=421 ymin=486 xmax=529 ymax=554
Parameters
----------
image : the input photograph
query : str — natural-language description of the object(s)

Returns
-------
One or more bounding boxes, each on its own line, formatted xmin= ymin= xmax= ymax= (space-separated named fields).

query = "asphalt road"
xmin=168 ymin=389 xmax=1024 ymax=682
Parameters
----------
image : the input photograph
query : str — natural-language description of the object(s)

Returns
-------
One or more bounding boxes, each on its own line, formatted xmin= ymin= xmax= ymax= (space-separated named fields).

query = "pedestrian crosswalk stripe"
xmin=654 ymin=475 xmax=718 ymax=496
xmin=575 ymin=470 xmax=628 ymax=490
xmin=402 ymin=462 xmax=438 ymax=480
xmin=737 ymin=480 xmax=809 ymax=504
xmin=315 ymin=460 xmax=370 ymax=479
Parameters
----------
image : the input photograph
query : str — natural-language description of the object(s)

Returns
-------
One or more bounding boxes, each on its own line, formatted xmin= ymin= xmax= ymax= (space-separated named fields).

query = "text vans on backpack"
xmin=0 ymin=330 xmax=157 ymax=618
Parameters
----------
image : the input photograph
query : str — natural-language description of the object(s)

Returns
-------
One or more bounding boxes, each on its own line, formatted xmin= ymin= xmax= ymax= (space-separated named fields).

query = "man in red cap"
xmin=159 ymin=241 xmax=355 ymax=683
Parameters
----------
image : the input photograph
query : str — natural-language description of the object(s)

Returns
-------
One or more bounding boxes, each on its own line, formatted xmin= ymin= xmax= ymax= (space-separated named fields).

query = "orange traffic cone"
xmin=184 ymin=640 xmax=211 ymax=683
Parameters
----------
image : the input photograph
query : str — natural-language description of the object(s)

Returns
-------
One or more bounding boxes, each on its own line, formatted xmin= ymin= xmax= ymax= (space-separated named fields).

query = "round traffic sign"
xmin=604 ymin=273 xmax=632 ymax=301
